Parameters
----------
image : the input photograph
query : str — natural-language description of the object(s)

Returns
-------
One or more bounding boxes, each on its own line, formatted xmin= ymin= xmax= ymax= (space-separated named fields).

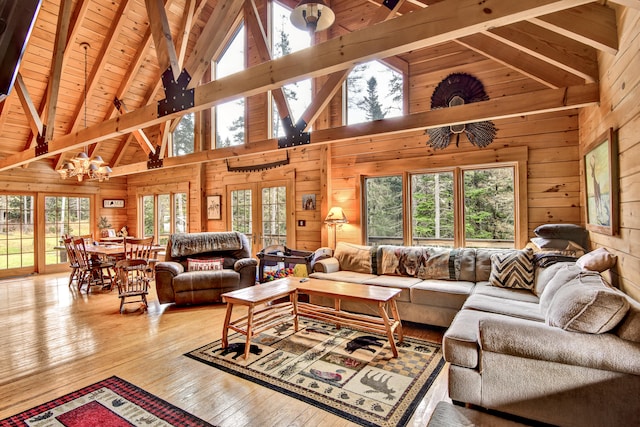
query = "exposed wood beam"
xmin=485 ymin=21 xmax=598 ymax=82
xmin=457 ymin=34 xmax=585 ymax=89
xmin=0 ymin=0 xmax=594 ymax=171
xmin=145 ymin=0 xmax=181 ymax=81
xmin=111 ymin=83 xmax=599 ymax=177
xmin=529 ymin=3 xmax=618 ymax=55
xmin=184 ymin=0 xmax=244 ymax=89
xmin=15 ymin=74 xmax=43 ymax=137
xmin=44 ymin=0 xmax=73 ymax=142
xmin=115 ymin=99 xmax=154 ymax=154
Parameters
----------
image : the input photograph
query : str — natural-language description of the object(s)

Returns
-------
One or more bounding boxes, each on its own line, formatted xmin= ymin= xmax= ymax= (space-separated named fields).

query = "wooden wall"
xmin=579 ymin=5 xmax=640 ymax=301
xmin=326 ymin=44 xmax=582 ymax=248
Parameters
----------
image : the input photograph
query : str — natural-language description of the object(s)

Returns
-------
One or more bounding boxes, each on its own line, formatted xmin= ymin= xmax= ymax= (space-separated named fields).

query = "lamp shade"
xmin=290 ymin=0 xmax=335 ymax=33
xmin=324 ymin=206 xmax=348 ymax=224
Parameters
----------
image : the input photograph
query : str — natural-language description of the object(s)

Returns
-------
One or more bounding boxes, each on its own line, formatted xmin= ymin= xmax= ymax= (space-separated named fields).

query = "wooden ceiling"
xmin=0 ymin=0 xmax=634 ymax=179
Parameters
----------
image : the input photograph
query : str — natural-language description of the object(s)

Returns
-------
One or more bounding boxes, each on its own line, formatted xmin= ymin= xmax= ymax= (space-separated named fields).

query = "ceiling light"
xmin=290 ymin=0 xmax=335 ymax=33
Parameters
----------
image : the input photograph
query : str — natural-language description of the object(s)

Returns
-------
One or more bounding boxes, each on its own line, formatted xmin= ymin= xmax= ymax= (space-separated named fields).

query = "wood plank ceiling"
xmin=0 ymin=0 xmax=632 ymax=179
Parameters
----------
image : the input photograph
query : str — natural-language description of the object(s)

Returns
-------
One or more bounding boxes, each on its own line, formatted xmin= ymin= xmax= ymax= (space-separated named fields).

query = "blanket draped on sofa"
xmin=170 ymin=232 xmax=243 ymax=257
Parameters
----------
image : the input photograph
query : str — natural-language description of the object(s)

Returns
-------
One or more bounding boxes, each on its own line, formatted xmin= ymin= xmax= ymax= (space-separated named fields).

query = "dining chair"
xmin=62 ymin=236 xmax=80 ymax=287
xmin=124 ymin=236 xmax=156 ymax=278
xmin=72 ymin=237 xmax=115 ymax=292
xmin=114 ymin=258 xmax=151 ymax=313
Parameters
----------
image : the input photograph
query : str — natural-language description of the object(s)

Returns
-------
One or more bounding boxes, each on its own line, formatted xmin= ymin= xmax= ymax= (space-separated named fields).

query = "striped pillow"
xmin=489 ymin=249 xmax=535 ymax=289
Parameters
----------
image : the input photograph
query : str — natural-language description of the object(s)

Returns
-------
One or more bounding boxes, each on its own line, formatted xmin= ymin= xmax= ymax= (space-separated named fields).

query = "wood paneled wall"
xmin=579 ymin=6 xmax=640 ymax=301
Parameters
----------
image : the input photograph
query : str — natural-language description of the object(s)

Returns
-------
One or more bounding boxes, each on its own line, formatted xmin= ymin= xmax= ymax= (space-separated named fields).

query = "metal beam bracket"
xmin=157 ymin=66 xmax=195 ymax=117
xmin=383 ymin=0 xmax=399 ymax=10
xmin=147 ymin=147 xmax=163 ymax=169
xmin=278 ymin=117 xmax=310 ymax=148
xmin=35 ymin=126 xmax=48 ymax=156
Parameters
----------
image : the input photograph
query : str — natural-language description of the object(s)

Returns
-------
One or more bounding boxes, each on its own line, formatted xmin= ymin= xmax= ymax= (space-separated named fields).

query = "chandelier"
xmin=57 ymin=42 xmax=111 ymax=182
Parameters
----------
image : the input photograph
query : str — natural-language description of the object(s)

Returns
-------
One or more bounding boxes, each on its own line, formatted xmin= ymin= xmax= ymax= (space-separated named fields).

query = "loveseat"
xmin=155 ymin=232 xmax=257 ymax=305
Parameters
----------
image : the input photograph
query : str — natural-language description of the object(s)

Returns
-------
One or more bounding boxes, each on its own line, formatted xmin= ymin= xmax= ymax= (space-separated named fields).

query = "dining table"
xmin=84 ymin=243 xmax=165 ymax=258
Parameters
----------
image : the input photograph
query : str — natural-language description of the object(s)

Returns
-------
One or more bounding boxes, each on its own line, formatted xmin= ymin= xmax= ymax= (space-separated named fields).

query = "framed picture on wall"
xmin=584 ymin=127 xmax=618 ymax=235
xmin=207 ymin=195 xmax=222 ymax=220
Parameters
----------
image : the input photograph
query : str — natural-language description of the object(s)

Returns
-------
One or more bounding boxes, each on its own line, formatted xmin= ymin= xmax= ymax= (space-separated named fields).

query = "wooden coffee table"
xmin=221 ymin=281 xmax=298 ymax=359
xmin=292 ymin=278 xmax=404 ymax=357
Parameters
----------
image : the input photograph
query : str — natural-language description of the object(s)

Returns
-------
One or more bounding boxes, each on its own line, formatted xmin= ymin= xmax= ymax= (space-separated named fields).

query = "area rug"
xmin=0 ymin=376 xmax=213 ymax=427
xmin=185 ymin=318 xmax=444 ymax=427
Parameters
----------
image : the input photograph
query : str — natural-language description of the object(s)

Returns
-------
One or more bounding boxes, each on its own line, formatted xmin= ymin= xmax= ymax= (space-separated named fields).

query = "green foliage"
xmin=358 ymin=77 xmax=386 ymax=121
xmin=172 ymin=113 xmax=195 ymax=155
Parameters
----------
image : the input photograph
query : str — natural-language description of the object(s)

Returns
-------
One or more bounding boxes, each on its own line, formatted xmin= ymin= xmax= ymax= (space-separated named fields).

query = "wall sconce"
xmin=290 ymin=0 xmax=335 ymax=33
xmin=324 ymin=206 xmax=348 ymax=248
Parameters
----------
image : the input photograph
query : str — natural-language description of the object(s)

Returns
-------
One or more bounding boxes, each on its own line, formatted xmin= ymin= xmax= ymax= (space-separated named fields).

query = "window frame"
xmin=360 ymin=147 xmax=527 ymax=248
xmin=137 ymin=183 xmax=189 ymax=246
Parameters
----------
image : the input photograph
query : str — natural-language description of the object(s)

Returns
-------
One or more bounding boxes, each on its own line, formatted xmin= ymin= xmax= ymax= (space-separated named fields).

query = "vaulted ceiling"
xmin=0 ymin=0 xmax=635 ymax=179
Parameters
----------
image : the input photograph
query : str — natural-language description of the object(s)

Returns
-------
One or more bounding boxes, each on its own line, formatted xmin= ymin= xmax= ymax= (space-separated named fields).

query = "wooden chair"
xmin=124 ymin=237 xmax=156 ymax=277
xmin=114 ymin=259 xmax=151 ymax=313
xmin=62 ymin=236 xmax=80 ymax=287
xmin=72 ymin=237 xmax=115 ymax=292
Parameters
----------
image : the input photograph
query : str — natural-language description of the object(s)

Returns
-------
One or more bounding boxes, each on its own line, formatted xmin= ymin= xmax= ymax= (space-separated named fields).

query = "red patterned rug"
xmin=0 ymin=376 xmax=214 ymax=426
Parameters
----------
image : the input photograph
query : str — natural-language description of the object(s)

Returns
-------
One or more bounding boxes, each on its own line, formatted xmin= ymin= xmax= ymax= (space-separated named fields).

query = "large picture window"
xmin=141 ymin=192 xmax=187 ymax=246
xmin=364 ymin=165 xmax=517 ymax=248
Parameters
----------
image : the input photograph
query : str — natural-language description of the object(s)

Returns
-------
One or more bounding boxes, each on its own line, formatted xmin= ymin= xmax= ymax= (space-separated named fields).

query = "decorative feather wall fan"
xmin=425 ymin=73 xmax=497 ymax=150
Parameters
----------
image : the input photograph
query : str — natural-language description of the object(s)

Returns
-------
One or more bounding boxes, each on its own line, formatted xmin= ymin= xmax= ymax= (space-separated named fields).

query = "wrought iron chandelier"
xmin=57 ymin=42 xmax=111 ymax=182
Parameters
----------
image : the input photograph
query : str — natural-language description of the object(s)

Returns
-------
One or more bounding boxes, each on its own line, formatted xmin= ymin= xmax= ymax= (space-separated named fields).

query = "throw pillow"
xmin=187 ymin=257 xmax=224 ymax=271
xmin=333 ymin=242 xmax=373 ymax=274
xmin=378 ymin=246 xmax=425 ymax=277
xmin=539 ymin=264 xmax=583 ymax=312
xmin=546 ymin=274 xmax=630 ymax=333
xmin=533 ymin=223 xmax=588 ymax=250
xmin=489 ymin=248 xmax=535 ymax=289
xmin=576 ymin=247 xmax=617 ymax=272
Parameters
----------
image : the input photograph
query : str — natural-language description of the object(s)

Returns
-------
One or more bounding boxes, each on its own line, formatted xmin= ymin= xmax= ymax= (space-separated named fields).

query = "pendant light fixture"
xmin=290 ymin=0 xmax=335 ymax=33
xmin=57 ymin=42 xmax=111 ymax=182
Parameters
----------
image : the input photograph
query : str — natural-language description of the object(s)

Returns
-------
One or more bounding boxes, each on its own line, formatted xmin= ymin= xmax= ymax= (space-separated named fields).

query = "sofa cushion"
xmin=309 ymin=271 xmax=377 ymax=284
xmin=546 ymin=274 xmax=630 ymax=333
xmin=539 ymin=265 xmax=584 ymax=314
xmin=473 ymin=281 xmax=540 ymax=303
xmin=534 ymin=261 xmax=580 ymax=296
xmin=411 ymin=279 xmax=474 ymax=309
xmin=362 ymin=275 xmax=420 ymax=302
xmin=474 ymin=248 xmax=506 ymax=282
xmin=533 ymin=223 xmax=588 ymax=250
xmin=173 ymin=269 xmax=240 ymax=292
xmin=576 ymin=247 xmax=617 ymax=272
xmin=463 ymin=294 xmax=545 ymax=322
xmin=334 ymin=242 xmax=374 ymax=274
xmin=489 ymin=248 xmax=534 ymax=290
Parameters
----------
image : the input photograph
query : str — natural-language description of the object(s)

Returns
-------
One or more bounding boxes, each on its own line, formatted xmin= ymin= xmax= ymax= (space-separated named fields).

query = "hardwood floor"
xmin=0 ymin=273 xmax=450 ymax=425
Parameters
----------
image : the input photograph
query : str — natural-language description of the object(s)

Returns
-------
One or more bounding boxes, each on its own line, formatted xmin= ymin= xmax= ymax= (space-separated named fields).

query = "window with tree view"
xmin=271 ymin=2 xmax=311 ymax=138
xmin=44 ymin=196 xmax=90 ymax=265
xmin=365 ymin=176 xmax=403 ymax=245
xmin=141 ymin=193 xmax=187 ymax=246
xmin=347 ymin=61 xmax=403 ymax=125
xmin=0 ymin=195 xmax=35 ymax=270
xmin=364 ymin=166 xmax=516 ymax=248
xmin=215 ymin=24 xmax=245 ymax=147
xmin=172 ymin=112 xmax=194 ymax=155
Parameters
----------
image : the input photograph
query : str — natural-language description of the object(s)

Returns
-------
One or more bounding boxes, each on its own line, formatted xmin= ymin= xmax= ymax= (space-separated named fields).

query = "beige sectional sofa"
xmin=311 ymin=242 xmax=640 ymax=426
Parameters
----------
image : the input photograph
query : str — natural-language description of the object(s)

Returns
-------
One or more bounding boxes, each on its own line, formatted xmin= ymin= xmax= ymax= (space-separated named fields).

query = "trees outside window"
xmin=364 ymin=166 xmax=516 ymax=248
xmin=140 ymin=192 xmax=187 ymax=246
xmin=0 ymin=195 xmax=35 ymax=269
xmin=215 ymin=24 xmax=245 ymax=147
xmin=172 ymin=112 xmax=195 ymax=155
xmin=271 ymin=2 xmax=312 ymax=138
xmin=347 ymin=61 xmax=403 ymax=125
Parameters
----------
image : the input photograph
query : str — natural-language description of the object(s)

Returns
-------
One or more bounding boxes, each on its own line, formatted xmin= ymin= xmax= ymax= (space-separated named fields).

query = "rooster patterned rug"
xmin=185 ymin=318 xmax=444 ymax=427
xmin=0 ymin=376 xmax=214 ymax=427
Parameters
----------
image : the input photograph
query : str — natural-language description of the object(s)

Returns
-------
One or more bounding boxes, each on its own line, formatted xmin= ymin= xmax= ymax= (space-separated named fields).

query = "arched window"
xmin=346 ymin=60 xmax=403 ymax=125
xmin=215 ymin=24 xmax=246 ymax=147
xmin=271 ymin=2 xmax=312 ymax=138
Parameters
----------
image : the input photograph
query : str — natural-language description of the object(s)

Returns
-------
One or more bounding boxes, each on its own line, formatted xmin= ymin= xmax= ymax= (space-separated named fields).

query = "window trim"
xmin=360 ymin=147 xmax=527 ymax=248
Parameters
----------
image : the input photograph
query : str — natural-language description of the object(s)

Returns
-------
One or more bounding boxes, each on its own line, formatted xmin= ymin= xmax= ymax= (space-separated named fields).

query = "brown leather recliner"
xmin=155 ymin=232 xmax=257 ymax=305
